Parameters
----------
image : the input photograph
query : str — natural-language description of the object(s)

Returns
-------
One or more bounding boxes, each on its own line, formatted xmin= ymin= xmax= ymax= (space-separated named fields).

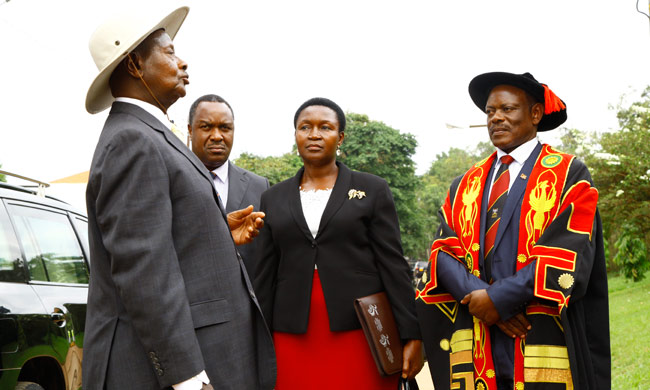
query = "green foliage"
xmin=587 ymin=87 xmax=650 ymax=280
xmin=556 ymin=127 xmax=598 ymax=162
xmin=0 ymin=163 xmax=5 ymax=182
xmin=613 ymin=224 xmax=649 ymax=282
xmin=340 ymin=113 xmax=426 ymax=260
xmin=233 ymin=150 xmax=302 ymax=186
xmin=415 ymin=144 xmax=492 ymax=256
xmin=473 ymin=141 xmax=494 ymax=159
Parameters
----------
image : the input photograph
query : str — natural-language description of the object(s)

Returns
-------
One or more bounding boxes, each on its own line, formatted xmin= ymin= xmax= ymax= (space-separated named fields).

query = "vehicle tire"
xmin=14 ymin=382 xmax=45 ymax=390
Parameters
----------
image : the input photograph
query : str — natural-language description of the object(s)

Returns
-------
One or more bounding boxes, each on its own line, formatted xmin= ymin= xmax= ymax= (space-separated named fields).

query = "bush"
xmin=613 ymin=223 xmax=649 ymax=282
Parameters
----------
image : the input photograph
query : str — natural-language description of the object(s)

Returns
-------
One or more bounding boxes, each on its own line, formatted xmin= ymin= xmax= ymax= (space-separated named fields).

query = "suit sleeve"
xmin=487 ymin=262 xmax=535 ymax=320
xmin=253 ymin=191 xmax=279 ymax=327
xmin=369 ymin=180 xmax=422 ymax=340
xmin=91 ymin=128 xmax=204 ymax=387
xmin=437 ymin=251 xmax=490 ymax=301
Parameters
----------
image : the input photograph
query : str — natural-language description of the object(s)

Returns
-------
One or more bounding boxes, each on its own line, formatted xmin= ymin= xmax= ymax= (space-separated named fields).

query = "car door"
xmin=5 ymin=200 xmax=89 ymax=389
xmin=0 ymin=200 xmax=48 ymax=388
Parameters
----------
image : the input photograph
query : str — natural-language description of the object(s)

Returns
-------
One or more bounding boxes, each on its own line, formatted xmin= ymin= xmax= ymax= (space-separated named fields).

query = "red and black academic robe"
xmin=416 ymin=144 xmax=610 ymax=390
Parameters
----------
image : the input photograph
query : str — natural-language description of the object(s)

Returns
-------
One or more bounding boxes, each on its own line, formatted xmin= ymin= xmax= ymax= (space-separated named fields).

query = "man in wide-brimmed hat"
xmin=415 ymin=72 xmax=610 ymax=390
xmin=83 ymin=7 xmax=276 ymax=390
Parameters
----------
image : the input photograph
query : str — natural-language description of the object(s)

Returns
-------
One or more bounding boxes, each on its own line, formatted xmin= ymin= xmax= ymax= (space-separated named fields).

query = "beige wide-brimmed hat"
xmin=85 ymin=6 xmax=189 ymax=114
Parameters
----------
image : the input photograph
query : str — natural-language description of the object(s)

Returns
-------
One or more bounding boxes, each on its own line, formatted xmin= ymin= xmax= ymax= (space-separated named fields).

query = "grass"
xmin=609 ymin=273 xmax=650 ymax=389
xmin=416 ymin=273 xmax=646 ymax=389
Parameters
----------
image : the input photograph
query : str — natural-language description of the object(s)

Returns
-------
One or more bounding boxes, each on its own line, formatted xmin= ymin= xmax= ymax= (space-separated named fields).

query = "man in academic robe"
xmin=416 ymin=72 xmax=610 ymax=390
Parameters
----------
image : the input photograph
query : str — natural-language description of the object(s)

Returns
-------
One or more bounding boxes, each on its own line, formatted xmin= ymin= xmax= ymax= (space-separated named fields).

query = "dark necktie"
xmin=484 ymin=155 xmax=514 ymax=282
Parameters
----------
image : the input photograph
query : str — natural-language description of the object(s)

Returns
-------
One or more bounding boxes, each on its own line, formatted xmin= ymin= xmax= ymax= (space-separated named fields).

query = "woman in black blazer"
xmin=254 ymin=97 xmax=423 ymax=389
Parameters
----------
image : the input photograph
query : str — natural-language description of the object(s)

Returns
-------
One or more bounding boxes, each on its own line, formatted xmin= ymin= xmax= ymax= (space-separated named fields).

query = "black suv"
xmin=0 ymin=172 xmax=89 ymax=390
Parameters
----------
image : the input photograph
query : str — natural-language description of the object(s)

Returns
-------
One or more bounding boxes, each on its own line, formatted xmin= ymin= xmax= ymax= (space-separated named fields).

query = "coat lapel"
xmin=112 ymin=102 xmax=228 ymax=221
xmin=493 ymin=142 xmax=542 ymax=250
xmin=316 ymin=162 xmax=351 ymax=237
xmin=156 ymin=120 xmax=229 ymax=221
xmin=287 ymin=167 xmax=315 ymax=242
xmin=226 ymin=163 xmax=250 ymax=212
xmin=479 ymin=163 xmax=494 ymax=264
xmin=288 ymin=162 xmax=352 ymax=241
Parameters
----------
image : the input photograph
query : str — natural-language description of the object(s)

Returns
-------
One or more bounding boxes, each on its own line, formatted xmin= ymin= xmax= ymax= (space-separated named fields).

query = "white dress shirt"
xmin=114 ymin=97 xmax=186 ymax=141
xmin=114 ymin=98 xmax=210 ymax=390
xmin=300 ymin=187 xmax=332 ymax=270
xmin=487 ymin=137 xmax=539 ymax=200
xmin=300 ymin=188 xmax=332 ymax=238
xmin=210 ymin=160 xmax=229 ymax=207
xmin=114 ymin=97 xmax=172 ymax=131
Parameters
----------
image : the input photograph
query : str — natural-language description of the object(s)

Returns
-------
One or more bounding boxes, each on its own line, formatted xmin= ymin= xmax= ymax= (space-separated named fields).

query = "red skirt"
xmin=273 ymin=270 xmax=399 ymax=390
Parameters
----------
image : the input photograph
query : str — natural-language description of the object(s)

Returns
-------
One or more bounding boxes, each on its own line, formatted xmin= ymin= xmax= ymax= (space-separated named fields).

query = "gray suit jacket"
xmin=225 ymin=163 xmax=269 ymax=276
xmin=82 ymin=102 xmax=275 ymax=390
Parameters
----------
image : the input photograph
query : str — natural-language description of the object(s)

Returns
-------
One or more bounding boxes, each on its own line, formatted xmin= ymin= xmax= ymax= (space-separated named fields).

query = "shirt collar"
xmin=211 ymin=160 xmax=229 ymax=182
xmin=114 ymin=97 xmax=171 ymax=131
xmin=496 ymin=137 xmax=539 ymax=165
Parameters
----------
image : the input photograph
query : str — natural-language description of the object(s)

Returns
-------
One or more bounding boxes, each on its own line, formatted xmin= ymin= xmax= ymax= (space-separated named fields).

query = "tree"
xmin=555 ymin=128 xmax=597 ymax=161
xmin=415 ymin=143 xmax=492 ymax=257
xmin=233 ymin=150 xmax=302 ymax=186
xmin=339 ymin=113 xmax=425 ymax=260
xmin=587 ymin=87 xmax=650 ymax=280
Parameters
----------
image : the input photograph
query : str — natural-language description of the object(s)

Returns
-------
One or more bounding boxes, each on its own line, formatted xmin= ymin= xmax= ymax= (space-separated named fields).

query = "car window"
xmin=8 ymin=204 xmax=89 ymax=284
xmin=72 ymin=217 xmax=90 ymax=262
xmin=0 ymin=204 xmax=24 ymax=283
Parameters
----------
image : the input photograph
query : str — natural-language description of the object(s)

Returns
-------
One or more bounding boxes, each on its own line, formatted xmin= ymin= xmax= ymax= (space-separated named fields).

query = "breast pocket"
xmin=190 ymin=298 xmax=232 ymax=329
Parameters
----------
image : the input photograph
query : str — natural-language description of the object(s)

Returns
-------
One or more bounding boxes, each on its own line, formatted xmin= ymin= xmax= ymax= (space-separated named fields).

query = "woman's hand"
xmin=227 ymin=205 xmax=265 ymax=245
xmin=401 ymin=339 xmax=424 ymax=379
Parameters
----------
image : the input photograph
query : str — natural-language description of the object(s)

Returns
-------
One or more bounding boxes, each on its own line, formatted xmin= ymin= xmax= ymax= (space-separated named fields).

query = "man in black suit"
xmin=83 ymin=7 xmax=275 ymax=390
xmin=187 ymin=94 xmax=270 ymax=275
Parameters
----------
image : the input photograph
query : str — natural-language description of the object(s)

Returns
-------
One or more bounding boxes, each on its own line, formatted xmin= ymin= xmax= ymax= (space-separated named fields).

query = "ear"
xmin=531 ymin=102 xmax=543 ymax=126
xmin=125 ymin=53 xmax=144 ymax=79
xmin=187 ymin=123 xmax=192 ymax=136
xmin=338 ymin=131 xmax=345 ymax=146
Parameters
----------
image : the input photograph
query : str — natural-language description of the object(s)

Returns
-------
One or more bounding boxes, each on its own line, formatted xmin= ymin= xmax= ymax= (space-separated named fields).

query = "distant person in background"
xmin=415 ymin=72 xmax=610 ymax=390
xmin=188 ymin=94 xmax=270 ymax=275
xmin=254 ymin=97 xmax=423 ymax=389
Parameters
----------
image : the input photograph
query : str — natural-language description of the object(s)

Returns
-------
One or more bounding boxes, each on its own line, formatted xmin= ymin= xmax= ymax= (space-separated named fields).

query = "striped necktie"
xmin=484 ymin=155 xmax=514 ymax=282
xmin=209 ymin=171 xmax=225 ymax=210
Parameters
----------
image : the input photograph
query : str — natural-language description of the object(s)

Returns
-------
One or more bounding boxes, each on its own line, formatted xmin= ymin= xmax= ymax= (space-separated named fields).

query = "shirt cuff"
xmin=173 ymin=370 xmax=210 ymax=390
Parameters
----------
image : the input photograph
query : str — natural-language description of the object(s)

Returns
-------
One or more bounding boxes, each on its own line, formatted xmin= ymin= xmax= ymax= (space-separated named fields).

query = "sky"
xmin=2 ymin=0 xmax=650 ymax=209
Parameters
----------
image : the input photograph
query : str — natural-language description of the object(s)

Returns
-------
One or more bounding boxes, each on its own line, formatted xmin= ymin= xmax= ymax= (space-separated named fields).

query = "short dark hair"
xmin=293 ymin=97 xmax=346 ymax=132
xmin=188 ymin=94 xmax=234 ymax=125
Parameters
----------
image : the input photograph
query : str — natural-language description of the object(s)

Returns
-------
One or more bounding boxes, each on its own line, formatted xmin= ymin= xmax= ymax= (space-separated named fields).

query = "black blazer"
xmin=225 ymin=162 xmax=270 ymax=275
xmin=254 ymin=162 xmax=421 ymax=340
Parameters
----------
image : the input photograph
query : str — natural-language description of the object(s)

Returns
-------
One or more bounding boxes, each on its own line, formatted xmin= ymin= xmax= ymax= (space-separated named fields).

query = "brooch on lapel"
xmin=348 ymin=189 xmax=366 ymax=200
